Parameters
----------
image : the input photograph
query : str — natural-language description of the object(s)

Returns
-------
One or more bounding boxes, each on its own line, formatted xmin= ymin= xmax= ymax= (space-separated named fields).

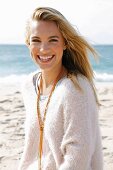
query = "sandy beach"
xmin=0 ymin=81 xmax=113 ymax=170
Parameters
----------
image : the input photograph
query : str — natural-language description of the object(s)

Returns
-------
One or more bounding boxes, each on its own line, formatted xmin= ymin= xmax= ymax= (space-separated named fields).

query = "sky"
xmin=0 ymin=0 xmax=113 ymax=44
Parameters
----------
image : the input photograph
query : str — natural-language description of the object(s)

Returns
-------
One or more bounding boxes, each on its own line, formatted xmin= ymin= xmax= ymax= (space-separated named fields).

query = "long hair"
xmin=25 ymin=7 xmax=99 ymax=103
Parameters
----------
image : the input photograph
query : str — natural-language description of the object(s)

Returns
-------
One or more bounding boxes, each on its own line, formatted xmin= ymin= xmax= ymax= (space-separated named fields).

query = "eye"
xmin=31 ymin=39 xmax=41 ymax=42
xmin=49 ymin=39 xmax=58 ymax=42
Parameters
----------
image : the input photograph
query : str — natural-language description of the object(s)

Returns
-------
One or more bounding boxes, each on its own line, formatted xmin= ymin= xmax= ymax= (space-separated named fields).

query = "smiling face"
xmin=29 ymin=20 xmax=66 ymax=72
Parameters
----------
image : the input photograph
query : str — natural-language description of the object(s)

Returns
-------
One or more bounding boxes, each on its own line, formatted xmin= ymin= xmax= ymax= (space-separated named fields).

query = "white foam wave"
xmin=0 ymin=72 xmax=113 ymax=84
xmin=0 ymin=74 xmax=28 ymax=84
xmin=0 ymin=70 xmax=39 ymax=85
xmin=94 ymin=72 xmax=113 ymax=82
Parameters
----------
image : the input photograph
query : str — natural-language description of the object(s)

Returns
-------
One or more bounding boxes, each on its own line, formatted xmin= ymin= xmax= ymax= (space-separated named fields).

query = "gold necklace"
xmin=37 ymin=68 xmax=64 ymax=170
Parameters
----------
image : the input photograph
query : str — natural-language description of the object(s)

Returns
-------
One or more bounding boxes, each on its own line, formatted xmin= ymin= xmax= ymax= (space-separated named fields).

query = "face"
xmin=29 ymin=20 xmax=66 ymax=72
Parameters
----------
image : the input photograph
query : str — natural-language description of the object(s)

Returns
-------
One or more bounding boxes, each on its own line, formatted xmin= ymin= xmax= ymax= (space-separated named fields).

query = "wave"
xmin=0 ymin=70 xmax=39 ymax=85
xmin=0 ymin=74 xmax=28 ymax=84
xmin=94 ymin=72 xmax=113 ymax=82
xmin=0 ymin=72 xmax=113 ymax=84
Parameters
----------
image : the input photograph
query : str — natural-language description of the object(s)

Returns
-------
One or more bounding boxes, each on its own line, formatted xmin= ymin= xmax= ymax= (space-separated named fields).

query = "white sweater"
xmin=18 ymin=71 xmax=103 ymax=170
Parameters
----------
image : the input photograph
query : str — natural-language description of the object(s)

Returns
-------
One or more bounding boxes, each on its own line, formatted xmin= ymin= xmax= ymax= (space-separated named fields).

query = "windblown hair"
xmin=25 ymin=7 xmax=99 ymax=103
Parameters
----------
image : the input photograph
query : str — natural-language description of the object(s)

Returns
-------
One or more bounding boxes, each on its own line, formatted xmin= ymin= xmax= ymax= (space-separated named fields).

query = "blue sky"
xmin=0 ymin=0 xmax=113 ymax=44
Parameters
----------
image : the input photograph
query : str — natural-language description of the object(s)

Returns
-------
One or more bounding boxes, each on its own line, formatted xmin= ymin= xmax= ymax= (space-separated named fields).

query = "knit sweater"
xmin=18 ymin=71 xmax=103 ymax=170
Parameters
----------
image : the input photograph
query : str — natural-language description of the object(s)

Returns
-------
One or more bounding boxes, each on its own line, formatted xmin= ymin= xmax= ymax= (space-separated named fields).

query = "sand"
xmin=0 ymin=81 xmax=113 ymax=170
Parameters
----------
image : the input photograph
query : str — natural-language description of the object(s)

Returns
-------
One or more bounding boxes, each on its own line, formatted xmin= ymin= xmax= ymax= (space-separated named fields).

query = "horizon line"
xmin=0 ymin=43 xmax=113 ymax=46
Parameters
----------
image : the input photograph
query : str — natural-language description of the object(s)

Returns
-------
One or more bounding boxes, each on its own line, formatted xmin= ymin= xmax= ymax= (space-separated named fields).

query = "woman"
xmin=18 ymin=7 xmax=103 ymax=170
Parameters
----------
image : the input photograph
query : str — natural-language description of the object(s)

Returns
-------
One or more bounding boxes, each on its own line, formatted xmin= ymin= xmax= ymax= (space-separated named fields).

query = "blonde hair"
xmin=25 ymin=7 xmax=99 ymax=103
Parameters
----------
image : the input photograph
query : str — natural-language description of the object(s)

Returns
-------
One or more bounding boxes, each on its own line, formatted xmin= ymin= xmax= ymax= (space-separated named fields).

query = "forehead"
xmin=30 ymin=20 xmax=62 ymax=37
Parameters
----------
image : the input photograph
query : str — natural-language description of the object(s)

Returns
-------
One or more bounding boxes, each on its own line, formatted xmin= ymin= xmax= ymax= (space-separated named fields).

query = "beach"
xmin=0 ymin=81 xmax=113 ymax=170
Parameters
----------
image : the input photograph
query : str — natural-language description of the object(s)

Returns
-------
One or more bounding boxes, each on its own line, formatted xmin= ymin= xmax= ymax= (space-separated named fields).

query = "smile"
xmin=38 ymin=55 xmax=54 ymax=62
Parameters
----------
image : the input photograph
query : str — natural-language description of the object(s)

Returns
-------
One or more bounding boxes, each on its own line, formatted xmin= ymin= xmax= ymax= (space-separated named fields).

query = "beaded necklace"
xmin=37 ymin=69 xmax=63 ymax=170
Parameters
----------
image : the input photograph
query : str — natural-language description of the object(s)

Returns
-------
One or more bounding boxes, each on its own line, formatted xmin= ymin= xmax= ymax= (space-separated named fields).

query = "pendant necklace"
xmin=37 ymin=68 xmax=63 ymax=170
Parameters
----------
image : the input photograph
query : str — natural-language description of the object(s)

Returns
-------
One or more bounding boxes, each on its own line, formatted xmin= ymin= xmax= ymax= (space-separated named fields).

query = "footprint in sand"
xmin=0 ymin=99 xmax=12 ymax=103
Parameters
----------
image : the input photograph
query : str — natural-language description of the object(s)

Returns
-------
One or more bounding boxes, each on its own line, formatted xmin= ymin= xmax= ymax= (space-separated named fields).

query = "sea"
xmin=0 ymin=44 xmax=113 ymax=83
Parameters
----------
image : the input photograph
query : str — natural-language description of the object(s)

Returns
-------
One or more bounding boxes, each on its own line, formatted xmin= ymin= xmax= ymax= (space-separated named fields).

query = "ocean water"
xmin=0 ymin=44 xmax=113 ymax=83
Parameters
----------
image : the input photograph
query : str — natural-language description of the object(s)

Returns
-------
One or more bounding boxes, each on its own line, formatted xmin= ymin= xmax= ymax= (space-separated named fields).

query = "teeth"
xmin=39 ymin=56 xmax=53 ymax=61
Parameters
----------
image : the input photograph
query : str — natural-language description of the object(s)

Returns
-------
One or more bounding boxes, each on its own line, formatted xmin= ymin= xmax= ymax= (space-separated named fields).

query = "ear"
xmin=30 ymin=51 xmax=33 ymax=57
xmin=27 ymin=43 xmax=31 ymax=49
xmin=63 ymin=44 xmax=66 ymax=50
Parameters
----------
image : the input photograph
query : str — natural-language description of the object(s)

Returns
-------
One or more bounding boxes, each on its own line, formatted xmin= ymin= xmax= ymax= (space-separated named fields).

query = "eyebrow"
xmin=49 ymin=36 xmax=59 ymax=39
xmin=30 ymin=36 xmax=40 ymax=39
xmin=30 ymin=35 xmax=59 ymax=39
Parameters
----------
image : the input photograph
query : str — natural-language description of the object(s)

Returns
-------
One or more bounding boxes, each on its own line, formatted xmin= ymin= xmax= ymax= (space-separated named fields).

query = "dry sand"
xmin=0 ymin=81 xmax=113 ymax=170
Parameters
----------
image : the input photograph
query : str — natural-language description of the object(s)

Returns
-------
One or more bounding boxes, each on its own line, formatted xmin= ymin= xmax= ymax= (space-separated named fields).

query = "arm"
xmin=18 ymin=116 xmax=38 ymax=170
xmin=18 ymin=77 xmax=38 ymax=170
xmin=59 ymin=79 xmax=101 ymax=170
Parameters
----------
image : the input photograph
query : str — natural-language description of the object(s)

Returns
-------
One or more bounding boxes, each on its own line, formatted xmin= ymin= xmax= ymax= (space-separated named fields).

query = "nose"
xmin=39 ymin=43 xmax=50 ymax=53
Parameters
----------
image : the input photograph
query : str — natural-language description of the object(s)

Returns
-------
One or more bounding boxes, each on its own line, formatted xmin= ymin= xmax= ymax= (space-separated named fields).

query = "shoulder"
xmin=62 ymin=74 xmax=93 ymax=94
xmin=20 ymin=69 xmax=40 ymax=93
xmin=77 ymin=74 xmax=94 ymax=94
xmin=61 ymin=74 xmax=96 ymax=104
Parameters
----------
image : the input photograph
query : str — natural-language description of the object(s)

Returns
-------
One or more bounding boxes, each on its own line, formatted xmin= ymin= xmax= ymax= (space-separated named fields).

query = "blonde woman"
xmin=18 ymin=7 xmax=103 ymax=170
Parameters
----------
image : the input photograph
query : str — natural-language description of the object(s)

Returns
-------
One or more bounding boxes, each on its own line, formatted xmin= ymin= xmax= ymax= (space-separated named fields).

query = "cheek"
xmin=29 ymin=45 xmax=38 ymax=55
xmin=55 ymin=45 xmax=64 ymax=56
xmin=54 ymin=43 xmax=64 ymax=51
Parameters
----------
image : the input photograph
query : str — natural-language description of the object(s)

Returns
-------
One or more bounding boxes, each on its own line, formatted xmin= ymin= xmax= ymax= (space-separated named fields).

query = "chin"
xmin=40 ymin=66 xmax=54 ymax=72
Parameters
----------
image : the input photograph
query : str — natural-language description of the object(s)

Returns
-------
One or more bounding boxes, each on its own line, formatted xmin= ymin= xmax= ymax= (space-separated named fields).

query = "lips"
xmin=38 ymin=55 xmax=54 ymax=62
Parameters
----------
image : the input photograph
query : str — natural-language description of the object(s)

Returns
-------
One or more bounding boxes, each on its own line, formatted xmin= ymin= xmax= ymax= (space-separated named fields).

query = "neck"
xmin=40 ymin=65 xmax=67 ymax=95
xmin=42 ymin=65 xmax=63 ymax=88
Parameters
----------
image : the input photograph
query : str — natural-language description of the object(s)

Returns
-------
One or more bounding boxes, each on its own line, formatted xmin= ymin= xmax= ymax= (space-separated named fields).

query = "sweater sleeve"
xmin=18 ymin=76 xmax=38 ymax=170
xmin=59 ymin=78 xmax=103 ymax=170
